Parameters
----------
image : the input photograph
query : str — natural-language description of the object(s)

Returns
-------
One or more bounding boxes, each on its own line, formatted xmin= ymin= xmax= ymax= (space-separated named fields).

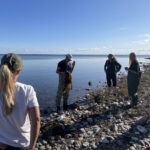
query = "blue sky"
xmin=0 ymin=0 xmax=150 ymax=54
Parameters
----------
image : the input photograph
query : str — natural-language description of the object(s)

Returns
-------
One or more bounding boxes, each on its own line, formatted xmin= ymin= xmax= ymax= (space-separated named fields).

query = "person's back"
xmin=0 ymin=82 xmax=38 ymax=148
xmin=0 ymin=53 xmax=40 ymax=150
xmin=105 ymin=59 xmax=118 ymax=74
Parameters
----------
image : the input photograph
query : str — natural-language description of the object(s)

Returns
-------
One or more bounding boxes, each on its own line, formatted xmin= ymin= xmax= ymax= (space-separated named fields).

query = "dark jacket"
xmin=127 ymin=60 xmax=141 ymax=96
xmin=58 ymin=59 xmax=72 ymax=73
xmin=129 ymin=60 xmax=140 ymax=73
xmin=104 ymin=60 xmax=121 ymax=74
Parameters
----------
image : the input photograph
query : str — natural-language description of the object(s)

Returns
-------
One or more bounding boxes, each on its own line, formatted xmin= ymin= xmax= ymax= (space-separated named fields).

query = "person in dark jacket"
xmin=56 ymin=54 xmax=75 ymax=113
xmin=125 ymin=52 xmax=141 ymax=107
xmin=104 ymin=54 xmax=121 ymax=93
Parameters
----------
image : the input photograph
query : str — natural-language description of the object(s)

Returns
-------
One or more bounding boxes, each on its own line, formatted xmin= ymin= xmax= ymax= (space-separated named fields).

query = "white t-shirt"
xmin=0 ymin=82 xmax=39 ymax=148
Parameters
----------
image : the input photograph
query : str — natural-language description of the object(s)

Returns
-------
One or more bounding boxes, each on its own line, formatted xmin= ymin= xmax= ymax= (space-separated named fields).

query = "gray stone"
xmin=90 ymin=142 xmax=97 ymax=149
xmin=100 ymin=137 xmax=109 ymax=144
xmin=87 ymin=130 xmax=93 ymax=135
xmin=111 ymin=124 xmax=118 ymax=132
xmin=62 ymin=145 xmax=69 ymax=150
xmin=107 ymin=114 xmax=113 ymax=119
xmin=39 ymin=145 xmax=45 ymax=150
xmin=134 ymin=131 xmax=140 ymax=135
xmin=106 ymin=136 xmax=114 ymax=141
xmin=78 ymin=137 xmax=83 ymax=141
xmin=65 ymin=134 xmax=72 ymax=138
xmin=93 ymin=125 xmax=100 ymax=133
xmin=116 ymin=114 xmax=122 ymax=119
xmin=139 ymin=140 xmax=145 ymax=146
xmin=68 ymin=140 xmax=75 ymax=145
xmin=74 ymin=141 xmax=81 ymax=148
xmin=83 ymin=142 xmax=89 ymax=147
xmin=42 ymin=140 xmax=47 ymax=145
xmin=131 ymin=137 xmax=139 ymax=141
xmin=85 ymin=94 xmax=91 ymax=99
xmin=80 ymin=128 xmax=86 ymax=133
xmin=129 ymin=146 xmax=136 ymax=150
xmin=136 ymin=116 xmax=148 ymax=125
xmin=136 ymin=125 xmax=147 ymax=133
xmin=45 ymin=145 xmax=52 ymax=150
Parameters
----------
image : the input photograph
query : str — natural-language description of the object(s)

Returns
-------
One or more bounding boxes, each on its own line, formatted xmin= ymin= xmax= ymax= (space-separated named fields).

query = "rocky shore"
xmin=36 ymin=63 xmax=150 ymax=150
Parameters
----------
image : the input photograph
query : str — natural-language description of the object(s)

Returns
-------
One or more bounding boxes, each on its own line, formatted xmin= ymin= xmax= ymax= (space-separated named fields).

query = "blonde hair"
xmin=108 ymin=54 xmax=117 ymax=62
xmin=112 ymin=56 xmax=117 ymax=62
xmin=0 ymin=65 xmax=15 ymax=115
xmin=129 ymin=52 xmax=137 ymax=65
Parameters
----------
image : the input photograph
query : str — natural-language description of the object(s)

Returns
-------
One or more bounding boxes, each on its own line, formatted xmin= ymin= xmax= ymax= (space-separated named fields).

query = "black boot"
xmin=57 ymin=106 xmax=61 ymax=113
xmin=131 ymin=95 xmax=138 ymax=107
xmin=63 ymin=105 xmax=68 ymax=111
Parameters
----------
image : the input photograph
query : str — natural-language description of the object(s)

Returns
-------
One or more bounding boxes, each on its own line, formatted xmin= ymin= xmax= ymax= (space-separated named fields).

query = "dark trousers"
xmin=56 ymin=74 xmax=69 ymax=108
xmin=106 ymin=73 xmax=117 ymax=87
xmin=127 ymin=73 xmax=140 ymax=106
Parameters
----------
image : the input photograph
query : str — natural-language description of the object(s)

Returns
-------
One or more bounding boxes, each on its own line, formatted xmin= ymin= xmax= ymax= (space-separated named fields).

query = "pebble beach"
xmin=35 ymin=62 xmax=150 ymax=150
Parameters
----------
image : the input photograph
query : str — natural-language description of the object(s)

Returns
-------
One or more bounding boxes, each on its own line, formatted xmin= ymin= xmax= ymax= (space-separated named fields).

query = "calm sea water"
xmin=0 ymin=54 xmax=149 ymax=108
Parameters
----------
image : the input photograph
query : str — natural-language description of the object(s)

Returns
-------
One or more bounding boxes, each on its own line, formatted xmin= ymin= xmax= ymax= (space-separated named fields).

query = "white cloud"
xmin=143 ymin=39 xmax=150 ymax=43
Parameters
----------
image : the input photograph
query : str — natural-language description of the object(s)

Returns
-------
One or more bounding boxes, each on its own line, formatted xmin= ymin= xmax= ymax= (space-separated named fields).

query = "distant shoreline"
xmin=0 ymin=53 xmax=150 ymax=58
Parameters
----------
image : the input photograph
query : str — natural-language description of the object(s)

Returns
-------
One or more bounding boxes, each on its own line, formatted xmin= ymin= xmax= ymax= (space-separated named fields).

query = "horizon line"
xmin=0 ymin=53 xmax=150 ymax=56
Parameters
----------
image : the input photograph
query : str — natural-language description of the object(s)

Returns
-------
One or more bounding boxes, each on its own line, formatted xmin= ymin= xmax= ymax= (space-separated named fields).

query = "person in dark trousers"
xmin=125 ymin=52 xmax=141 ymax=107
xmin=104 ymin=54 xmax=121 ymax=93
xmin=56 ymin=54 xmax=75 ymax=113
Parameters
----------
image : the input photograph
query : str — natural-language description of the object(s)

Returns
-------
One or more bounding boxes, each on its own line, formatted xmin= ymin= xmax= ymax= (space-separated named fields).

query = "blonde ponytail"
xmin=0 ymin=65 xmax=15 ymax=115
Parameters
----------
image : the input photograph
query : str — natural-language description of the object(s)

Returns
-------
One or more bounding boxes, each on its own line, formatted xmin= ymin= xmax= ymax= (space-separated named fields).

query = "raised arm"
xmin=71 ymin=61 xmax=76 ymax=73
xmin=28 ymin=106 xmax=40 ymax=150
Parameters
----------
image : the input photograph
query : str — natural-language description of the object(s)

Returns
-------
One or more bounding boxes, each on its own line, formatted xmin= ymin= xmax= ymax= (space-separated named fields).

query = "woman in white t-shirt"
xmin=0 ymin=53 xmax=40 ymax=150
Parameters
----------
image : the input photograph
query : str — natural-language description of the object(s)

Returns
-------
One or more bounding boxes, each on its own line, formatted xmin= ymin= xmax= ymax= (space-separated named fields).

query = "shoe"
xmin=57 ymin=106 xmax=61 ymax=113
xmin=63 ymin=105 xmax=68 ymax=111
